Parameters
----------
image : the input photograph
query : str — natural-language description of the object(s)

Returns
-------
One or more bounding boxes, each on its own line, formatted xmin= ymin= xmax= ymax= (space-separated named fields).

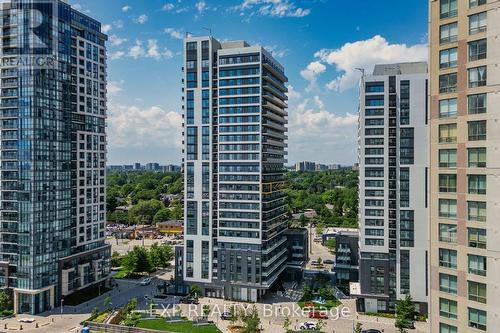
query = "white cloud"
xmin=315 ymin=35 xmax=428 ymax=92
xmin=107 ymin=81 xmax=124 ymax=95
xmin=101 ymin=24 xmax=112 ymax=34
xmin=109 ymin=51 xmax=125 ymax=60
xmin=128 ymin=41 xmax=145 ymax=59
xmin=109 ymin=35 xmax=127 ymax=47
xmin=288 ymin=96 xmax=358 ymax=164
xmin=107 ymin=102 xmax=182 ymax=150
xmin=195 ymin=1 xmax=207 ymax=13
xmin=264 ymin=45 xmax=289 ymax=58
xmin=286 ymin=84 xmax=301 ymax=101
xmin=127 ymin=40 xmax=174 ymax=60
xmin=121 ymin=5 xmax=131 ymax=12
xmin=233 ymin=0 xmax=311 ymax=18
xmin=134 ymin=14 xmax=148 ymax=24
xmin=165 ymin=28 xmax=184 ymax=40
xmin=146 ymin=39 xmax=174 ymax=60
xmin=162 ymin=3 xmax=175 ymax=11
xmin=300 ymin=61 xmax=326 ymax=91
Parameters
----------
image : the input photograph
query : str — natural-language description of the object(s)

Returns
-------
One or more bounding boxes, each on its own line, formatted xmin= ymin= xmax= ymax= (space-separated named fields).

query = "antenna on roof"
xmin=202 ymin=27 xmax=212 ymax=36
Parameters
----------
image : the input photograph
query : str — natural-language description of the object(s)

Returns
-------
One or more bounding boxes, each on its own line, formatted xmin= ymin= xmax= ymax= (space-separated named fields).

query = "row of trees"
xmin=107 ymin=199 xmax=183 ymax=225
xmin=113 ymin=244 xmax=174 ymax=275
xmin=227 ymin=305 xmax=261 ymax=333
xmin=107 ymin=171 xmax=182 ymax=210
xmin=286 ymin=170 xmax=359 ymax=228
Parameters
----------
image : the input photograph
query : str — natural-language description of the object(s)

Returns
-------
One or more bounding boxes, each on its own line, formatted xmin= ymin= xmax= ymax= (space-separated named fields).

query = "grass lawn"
xmin=137 ymin=320 xmax=222 ymax=333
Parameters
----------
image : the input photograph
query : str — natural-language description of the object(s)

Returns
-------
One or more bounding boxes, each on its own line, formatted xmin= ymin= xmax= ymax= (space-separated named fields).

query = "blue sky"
xmin=69 ymin=0 xmax=428 ymax=166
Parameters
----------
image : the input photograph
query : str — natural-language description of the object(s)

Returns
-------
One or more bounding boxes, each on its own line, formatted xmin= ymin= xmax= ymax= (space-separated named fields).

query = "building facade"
xmin=356 ymin=63 xmax=428 ymax=314
xmin=182 ymin=37 xmax=288 ymax=301
xmin=333 ymin=231 xmax=359 ymax=289
xmin=0 ymin=0 xmax=110 ymax=314
xmin=429 ymin=0 xmax=500 ymax=331
xmin=294 ymin=161 xmax=315 ymax=172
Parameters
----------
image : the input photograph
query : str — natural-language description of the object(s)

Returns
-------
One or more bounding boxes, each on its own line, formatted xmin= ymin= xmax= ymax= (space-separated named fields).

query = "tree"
xmin=319 ymin=286 xmax=334 ymax=301
xmin=229 ymin=305 xmax=239 ymax=327
xmin=0 ymin=291 xmax=11 ymax=312
xmin=149 ymin=243 xmax=174 ymax=269
xmin=301 ymin=285 xmax=313 ymax=302
xmin=189 ymin=284 xmax=202 ymax=298
xmin=317 ymin=257 xmax=323 ymax=265
xmin=122 ymin=246 xmax=154 ymax=274
xmin=395 ymin=294 xmax=416 ymax=332
xmin=129 ymin=199 xmax=164 ymax=225
xmin=241 ymin=305 xmax=261 ymax=333
xmin=153 ymin=208 xmax=172 ymax=224
xmin=282 ymin=316 xmax=291 ymax=332
xmin=104 ymin=296 xmax=111 ymax=310
xmin=298 ymin=214 xmax=308 ymax=227
xmin=203 ymin=305 xmax=210 ymax=316
xmin=354 ymin=322 xmax=363 ymax=333
xmin=111 ymin=251 xmax=123 ymax=268
xmin=316 ymin=318 xmax=326 ymax=332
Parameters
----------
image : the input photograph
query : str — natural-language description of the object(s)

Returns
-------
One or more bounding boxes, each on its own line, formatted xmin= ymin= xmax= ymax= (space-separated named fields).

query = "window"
xmin=469 ymin=254 xmax=487 ymax=276
xmin=440 ymin=248 xmax=457 ymax=269
xmin=469 ymin=39 xmax=487 ymax=61
xmin=440 ymin=0 xmax=457 ymax=19
xmin=440 ymin=323 xmax=457 ymax=333
xmin=440 ymin=48 xmax=458 ymax=69
xmin=470 ymin=0 xmax=487 ymax=7
xmin=468 ymin=228 xmax=486 ymax=249
xmin=468 ymin=120 xmax=486 ymax=141
xmin=439 ymin=124 xmax=457 ymax=143
xmin=468 ymin=201 xmax=486 ymax=222
xmin=439 ymin=174 xmax=457 ymax=193
xmin=439 ymin=224 xmax=457 ymax=243
xmin=366 ymin=229 xmax=384 ymax=237
xmin=439 ymin=199 xmax=457 ymax=219
xmin=365 ymin=95 xmax=384 ymax=107
xmin=366 ymin=109 xmax=384 ymax=117
xmin=468 ymin=93 xmax=487 ymax=114
xmin=469 ymin=12 xmax=487 ymax=35
xmin=440 ymin=22 xmax=458 ymax=44
xmin=469 ymin=308 xmax=487 ymax=331
xmin=365 ymin=82 xmax=384 ymax=93
xmin=468 ymin=148 xmax=486 ymax=167
xmin=468 ymin=281 xmax=487 ymax=304
xmin=366 ymin=239 xmax=384 ymax=246
xmin=439 ymin=73 xmax=457 ymax=93
xmin=439 ymin=149 xmax=457 ymax=168
xmin=469 ymin=66 xmax=487 ymax=88
xmin=468 ymin=175 xmax=486 ymax=195
xmin=439 ymin=98 xmax=457 ymax=118
xmin=439 ymin=273 xmax=457 ymax=294
xmin=440 ymin=298 xmax=457 ymax=319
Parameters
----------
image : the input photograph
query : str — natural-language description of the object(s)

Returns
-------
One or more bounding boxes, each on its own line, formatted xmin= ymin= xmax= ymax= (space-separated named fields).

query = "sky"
xmin=68 ymin=0 xmax=428 ymax=166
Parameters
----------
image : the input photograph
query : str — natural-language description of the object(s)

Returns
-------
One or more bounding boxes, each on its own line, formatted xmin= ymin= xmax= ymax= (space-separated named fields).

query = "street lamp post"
xmin=60 ymin=298 xmax=64 ymax=317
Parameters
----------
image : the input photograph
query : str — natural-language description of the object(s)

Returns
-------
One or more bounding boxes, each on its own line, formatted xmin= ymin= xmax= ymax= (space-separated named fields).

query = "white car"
xmin=140 ymin=277 xmax=152 ymax=285
xmin=299 ymin=321 xmax=319 ymax=330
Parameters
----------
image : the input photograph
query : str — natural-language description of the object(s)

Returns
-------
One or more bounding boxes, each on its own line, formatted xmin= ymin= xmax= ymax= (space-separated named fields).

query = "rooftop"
xmin=372 ymin=62 xmax=428 ymax=75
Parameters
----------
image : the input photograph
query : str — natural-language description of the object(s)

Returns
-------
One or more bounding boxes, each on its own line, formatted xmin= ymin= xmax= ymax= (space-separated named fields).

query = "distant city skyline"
xmin=64 ymin=0 xmax=428 ymax=165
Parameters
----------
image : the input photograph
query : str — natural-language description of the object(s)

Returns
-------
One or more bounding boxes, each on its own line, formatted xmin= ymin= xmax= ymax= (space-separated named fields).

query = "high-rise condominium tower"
xmin=356 ymin=63 xmax=428 ymax=314
xmin=0 ymin=0 xmax=109 ymax=314
xmin=429 ymin=0 xmax=500 ymax=331
xmin=182 ymin=37 xmax=288 ymax=301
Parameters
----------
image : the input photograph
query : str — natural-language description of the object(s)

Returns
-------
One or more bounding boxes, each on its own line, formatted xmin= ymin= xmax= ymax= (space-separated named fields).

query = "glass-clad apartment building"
xmin=181 ymin=37 xmax=288 ymax=301
xmin=0 ymin=0 xmax=109 ymax=314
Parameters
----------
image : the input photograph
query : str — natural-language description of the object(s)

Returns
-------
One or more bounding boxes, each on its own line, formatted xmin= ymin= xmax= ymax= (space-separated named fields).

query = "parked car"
xmin=140 ymin=277 xmax=152 ymax=286
xmin=220 ymin=312 xmax=232 ymax=320
xmin=323 ymin=259 xmax=334 ymax=264
xmin=308 ymin=311 xmax=328 ymax=319
xmin=299 ymin=321 xmax=319 ymax=330
xmin=362 ymin=330 xmax=382 ymax=333
xmin=180 ymin=297 xmax=199 ymax=304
